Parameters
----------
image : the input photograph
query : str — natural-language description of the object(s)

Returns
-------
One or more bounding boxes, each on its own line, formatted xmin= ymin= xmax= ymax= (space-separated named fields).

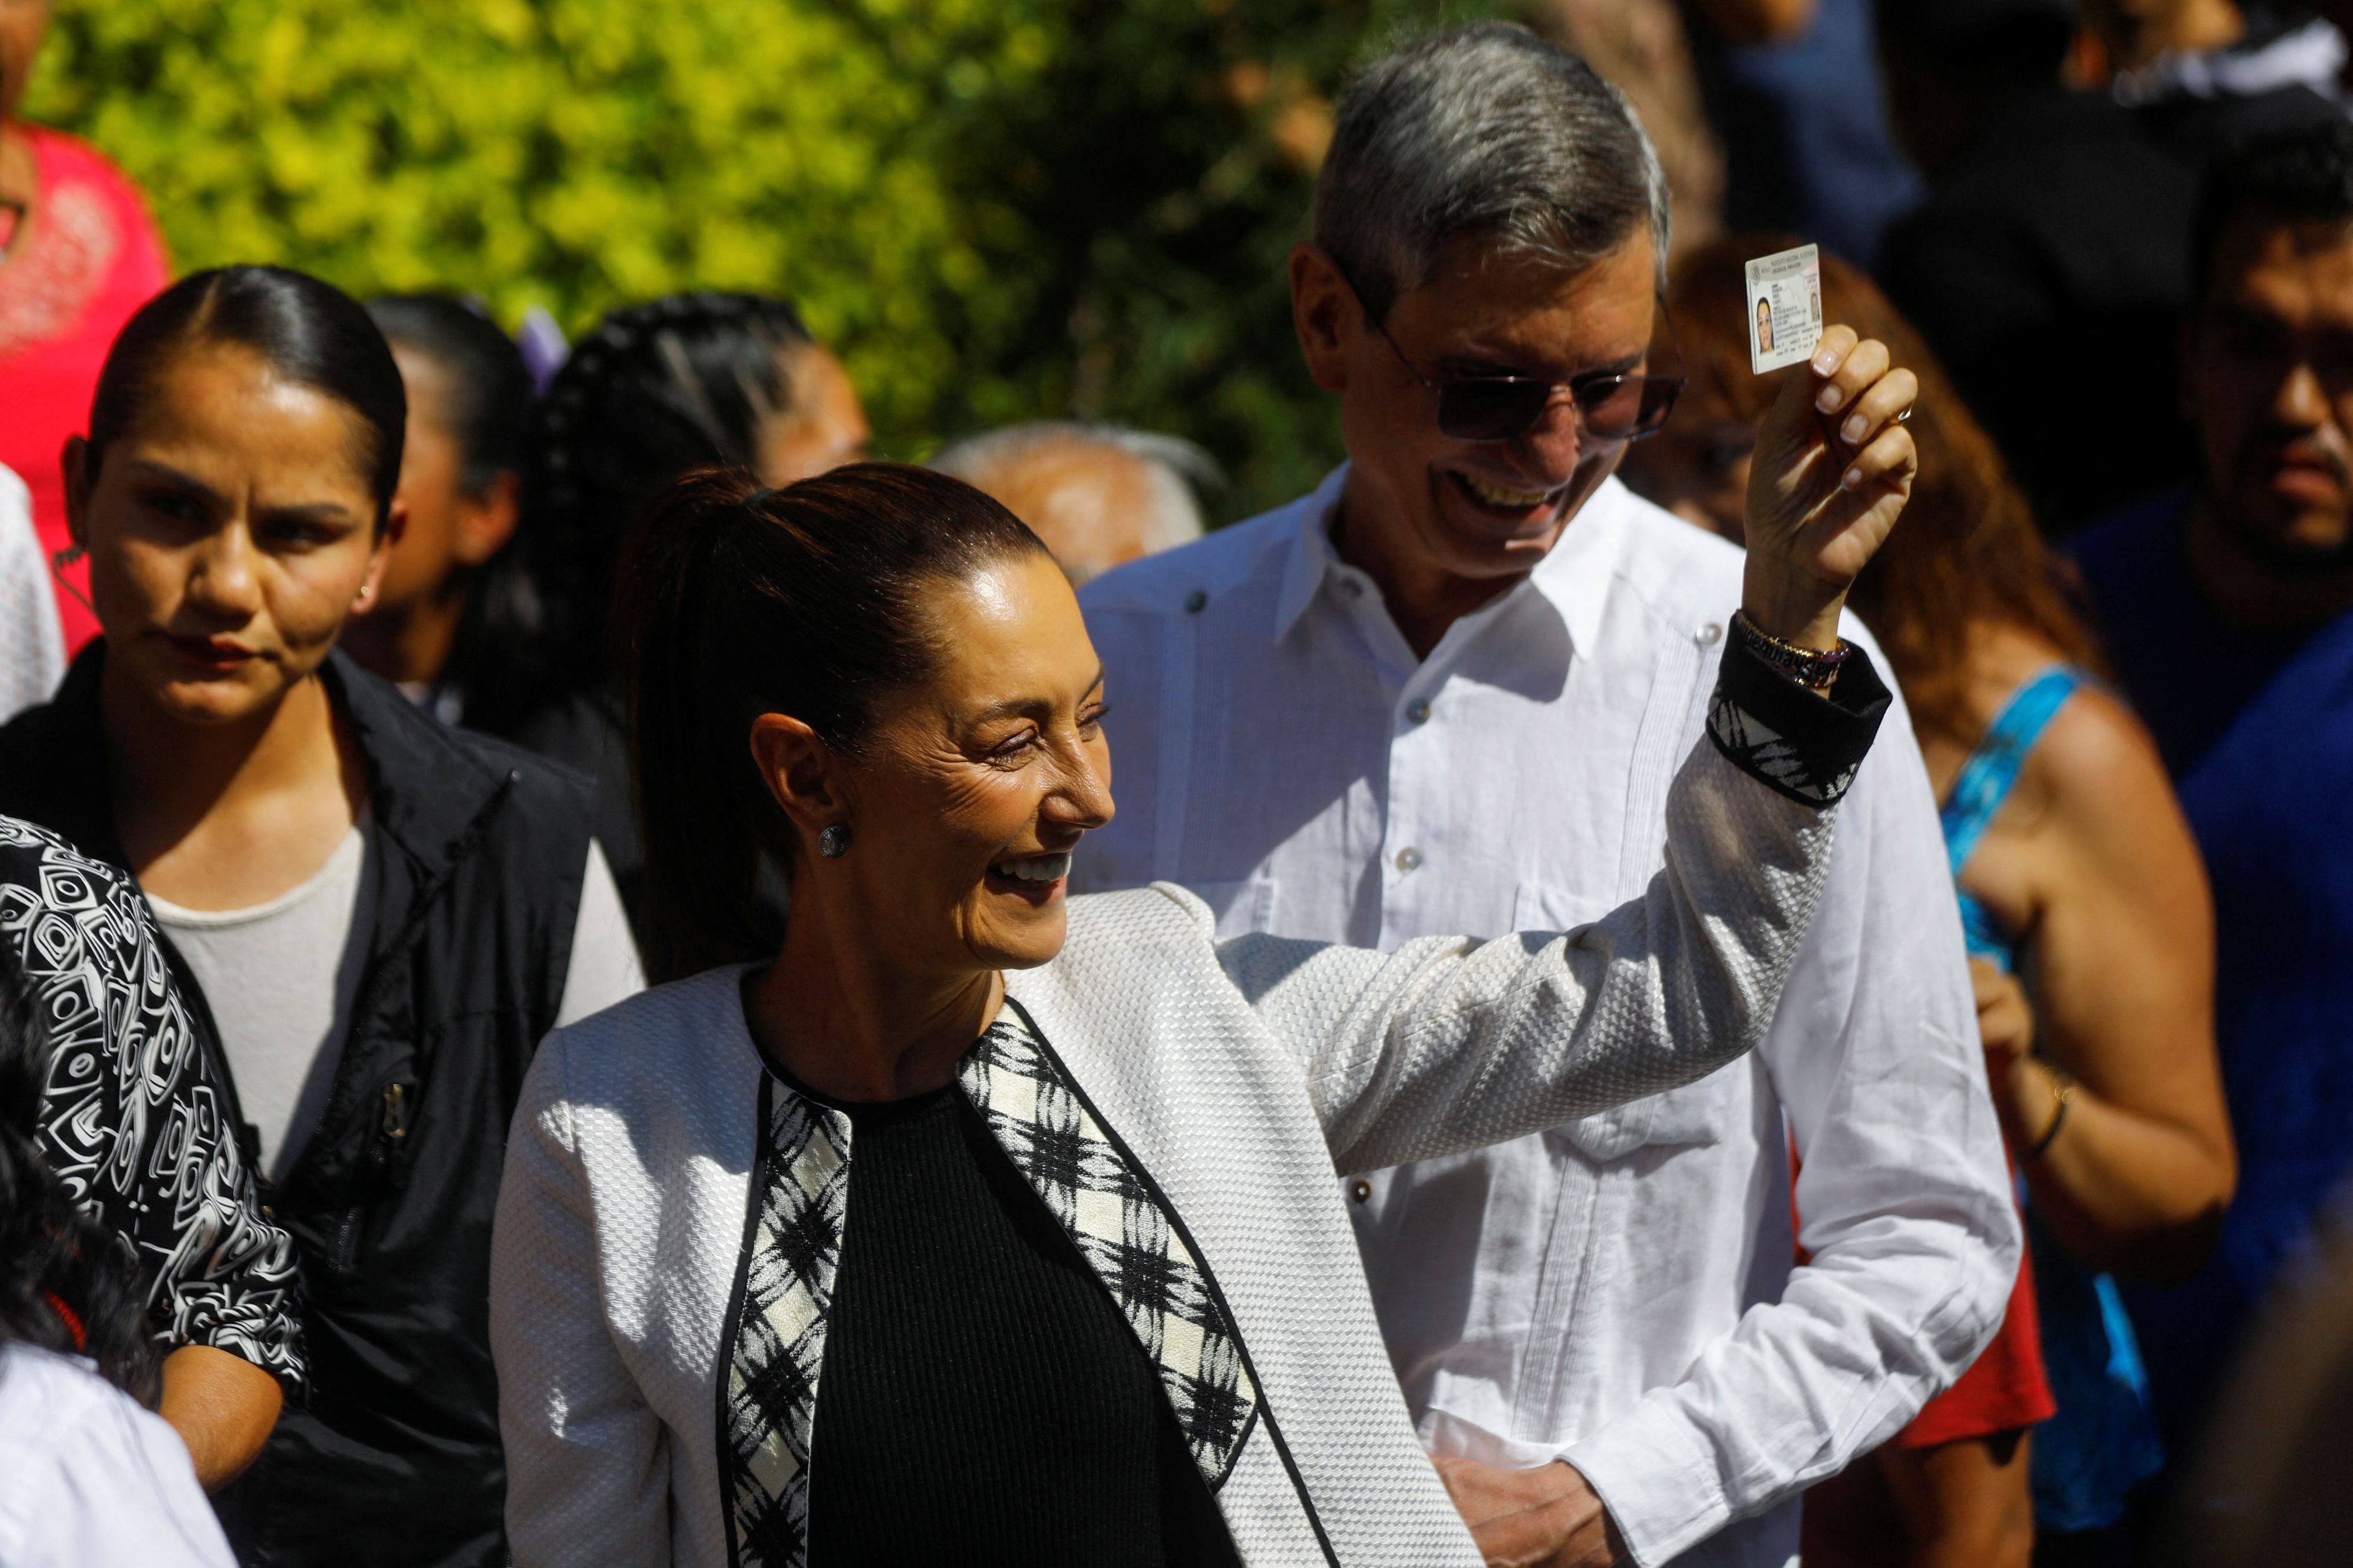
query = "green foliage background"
xmin=26 ymin=0 xmax=1504 ymax=520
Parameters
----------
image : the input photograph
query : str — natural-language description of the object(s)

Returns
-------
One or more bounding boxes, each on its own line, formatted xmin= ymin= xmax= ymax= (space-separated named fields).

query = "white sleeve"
xmin=1559 ymin=720 xmax=2022 ymax=1566
xmin=0 ymin=1351 xmax=237 ymax=1568
xmin=1220 ymin=732 xmax=1848 ymax=1177
xmin=0 ymin=464 xmax=64 ymax=723
xmin=492 ymin=1037 xmax=674 ymax=1567
xmin=556 ymin=840 xmax=646 ymax=1028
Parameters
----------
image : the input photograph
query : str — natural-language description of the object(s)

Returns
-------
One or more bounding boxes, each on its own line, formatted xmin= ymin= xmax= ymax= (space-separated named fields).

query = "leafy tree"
xmin=27 ymin=0 xmax=1501 ymax=520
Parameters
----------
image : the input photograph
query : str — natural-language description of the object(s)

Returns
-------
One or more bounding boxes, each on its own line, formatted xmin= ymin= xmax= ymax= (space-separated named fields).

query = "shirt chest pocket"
xmin=1512 ymin=879 xmax=1736 ymax=1162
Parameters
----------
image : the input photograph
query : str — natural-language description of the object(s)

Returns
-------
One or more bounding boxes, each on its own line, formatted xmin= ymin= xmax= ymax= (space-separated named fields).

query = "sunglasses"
xmin=1341 ymin=265 xmax=1686 ymax=444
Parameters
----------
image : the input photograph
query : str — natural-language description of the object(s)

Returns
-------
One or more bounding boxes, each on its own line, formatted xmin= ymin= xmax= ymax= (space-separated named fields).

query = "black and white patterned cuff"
xmin=1706 ymin=632 xmax=1892 ymax=808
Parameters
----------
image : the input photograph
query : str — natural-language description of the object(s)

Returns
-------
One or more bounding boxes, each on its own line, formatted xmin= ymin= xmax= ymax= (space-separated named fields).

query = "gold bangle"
xmin=2026 ymin=1068 xmax=2074 ymax=1160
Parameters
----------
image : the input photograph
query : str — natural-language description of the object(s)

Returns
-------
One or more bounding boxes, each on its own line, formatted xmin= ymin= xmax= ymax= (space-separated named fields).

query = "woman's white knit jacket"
xmin=492 ymin=654 xmax=1886 ymax=1568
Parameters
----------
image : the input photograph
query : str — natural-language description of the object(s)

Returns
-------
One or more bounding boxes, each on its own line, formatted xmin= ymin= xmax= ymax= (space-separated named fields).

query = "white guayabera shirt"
xmin=1075 ymin=467 xmax=2019 ymax=1568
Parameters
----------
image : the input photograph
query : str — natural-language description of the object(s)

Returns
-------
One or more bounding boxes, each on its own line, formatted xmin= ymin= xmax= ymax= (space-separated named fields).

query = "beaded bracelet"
xmin=1730 ymin=610 xmax=1852 ymax=693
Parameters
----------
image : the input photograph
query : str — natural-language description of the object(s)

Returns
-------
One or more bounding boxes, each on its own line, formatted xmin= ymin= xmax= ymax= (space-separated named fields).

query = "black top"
xmin=806 ymin=1084 xmax=1239 ymax=1567
xmin=0 ymin=645 xmax=598 ymax=1568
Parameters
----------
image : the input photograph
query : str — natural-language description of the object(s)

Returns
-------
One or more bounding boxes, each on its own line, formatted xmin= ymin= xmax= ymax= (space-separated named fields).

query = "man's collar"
xmin=1272 ymin=464 xmax=1355 ymax=640
xmin=1271 ymin=460 xmax=1630 ymax=660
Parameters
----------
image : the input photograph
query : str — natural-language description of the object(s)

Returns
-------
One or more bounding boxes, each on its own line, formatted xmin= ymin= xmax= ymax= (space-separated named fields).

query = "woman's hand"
xmin=1972 ymin=957 xmax=2050 ymax=1152
xmin=1741 ymin=325 xmax=1919 ymax=650
xmin=1973 ymin=956 xmax=2035 ymax=1089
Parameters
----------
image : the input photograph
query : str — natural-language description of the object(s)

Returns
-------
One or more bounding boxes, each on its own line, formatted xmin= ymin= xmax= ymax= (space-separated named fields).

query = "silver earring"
xmin=818 ymin=824 xmax=851 ymax=859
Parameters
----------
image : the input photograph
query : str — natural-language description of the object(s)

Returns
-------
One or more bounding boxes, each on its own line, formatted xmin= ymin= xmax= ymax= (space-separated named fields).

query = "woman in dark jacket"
xmin=0 ymin=265 xmax=643 ymax=1568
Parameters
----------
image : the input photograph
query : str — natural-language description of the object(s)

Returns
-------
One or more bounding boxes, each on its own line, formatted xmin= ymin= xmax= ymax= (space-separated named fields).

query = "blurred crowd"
xmin=2 ymin=1 xmax=2353 ymax=1567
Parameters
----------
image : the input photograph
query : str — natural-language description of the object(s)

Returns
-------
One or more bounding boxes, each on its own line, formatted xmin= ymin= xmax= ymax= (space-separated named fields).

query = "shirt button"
xmin=1350 ymin=1179 xmax=1373 ymax=1204
xmin=1395 ymin=846 xmax=1423 ymax=872
xmin=1697 ymin=621 xmax=1724 ymax=645
xmin=1406 ymin=698 xmax=1432 ymax=724
xmin=1185 ymin=589 xmax=1208 ymax=613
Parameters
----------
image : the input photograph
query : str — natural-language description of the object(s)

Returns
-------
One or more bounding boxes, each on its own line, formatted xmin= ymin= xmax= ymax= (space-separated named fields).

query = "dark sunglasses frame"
xmin=1339 ymin=262 xmax=1686 ymax=444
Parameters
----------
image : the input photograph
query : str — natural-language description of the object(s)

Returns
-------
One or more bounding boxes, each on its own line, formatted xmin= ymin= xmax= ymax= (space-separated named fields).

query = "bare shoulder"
xmin=2024 ymin=682 xmax=2172 ymax=824
xmin=2022 ymin=682 xmax=2208 ymax=916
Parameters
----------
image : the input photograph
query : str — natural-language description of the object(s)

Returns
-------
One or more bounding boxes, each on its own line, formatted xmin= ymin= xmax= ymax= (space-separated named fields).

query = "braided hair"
xmin=0 ymin=938 xmax=161 ymax=1405
xmin=488 ymin=293 xmax=813 ymax=733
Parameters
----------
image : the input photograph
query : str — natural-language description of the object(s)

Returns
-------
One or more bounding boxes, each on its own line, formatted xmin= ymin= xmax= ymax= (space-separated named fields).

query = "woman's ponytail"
xmin=613 ymin=462 xmax=1046 ymax=982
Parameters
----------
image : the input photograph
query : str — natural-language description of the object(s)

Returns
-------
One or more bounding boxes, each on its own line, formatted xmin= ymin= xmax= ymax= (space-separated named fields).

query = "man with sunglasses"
xmin=1074 ymin=23 xmax=2016 ymax=1568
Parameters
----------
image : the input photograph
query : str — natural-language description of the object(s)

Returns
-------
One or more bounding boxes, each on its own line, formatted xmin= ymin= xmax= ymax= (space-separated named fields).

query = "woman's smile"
xmin=986 ymin=849 xmax=1074 ymax=906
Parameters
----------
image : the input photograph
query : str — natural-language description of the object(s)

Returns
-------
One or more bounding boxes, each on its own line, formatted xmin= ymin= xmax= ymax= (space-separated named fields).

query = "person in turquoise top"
xmin=1626 ymin=237 xmax=2238 ymax=1565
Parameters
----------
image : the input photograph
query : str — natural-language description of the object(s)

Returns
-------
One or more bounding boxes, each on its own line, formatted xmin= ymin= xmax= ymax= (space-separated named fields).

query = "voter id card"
xmin=1744 ymin=243 xmax=1823 ymax=374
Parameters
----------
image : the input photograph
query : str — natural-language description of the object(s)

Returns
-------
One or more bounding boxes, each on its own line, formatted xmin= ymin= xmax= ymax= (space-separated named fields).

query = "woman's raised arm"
xmin=1222 ymin=634 xmax=1890 ymax=1176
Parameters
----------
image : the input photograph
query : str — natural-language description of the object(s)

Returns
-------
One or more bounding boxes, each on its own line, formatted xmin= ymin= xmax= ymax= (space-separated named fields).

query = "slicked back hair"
xmin=616 ymin=463 xmax=1049 ymax=979
xmin=1314 ymin=22 xmax=1668 ymax=322
xmin=2192 ymin=119 xmax=2353 ymax=309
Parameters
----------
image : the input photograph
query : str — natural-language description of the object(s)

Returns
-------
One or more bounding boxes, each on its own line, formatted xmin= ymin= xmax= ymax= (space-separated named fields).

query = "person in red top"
xmin=0 ymin=0 xmax=170 ymax=653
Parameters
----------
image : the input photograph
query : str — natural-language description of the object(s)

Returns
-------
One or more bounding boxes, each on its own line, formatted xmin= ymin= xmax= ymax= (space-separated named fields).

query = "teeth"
xmin=994 ymin=853 xmax=1072 ymax=884
xmin=1460 ymin=473 xmax=1553 ymax=509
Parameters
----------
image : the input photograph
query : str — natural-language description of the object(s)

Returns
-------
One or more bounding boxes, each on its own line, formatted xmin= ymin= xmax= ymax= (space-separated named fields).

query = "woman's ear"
xmin=61 ymin=435 xmax=92 ymax=551
xmin=748 ymin=712 xmax=848 ymax=846
xmin=454 ymin=471 xmax=522 ymax=568
xmin=353 ymin=496 xmax=404 ymax=613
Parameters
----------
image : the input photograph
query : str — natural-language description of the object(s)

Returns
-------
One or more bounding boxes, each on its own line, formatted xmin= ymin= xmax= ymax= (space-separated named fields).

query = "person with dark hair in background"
xmin=2074 ymin=0 xmax=2348 ymax=169
xmin=2069 ymin=120 xmax=2353 ymax=1470
xmin=342 ymin=295 xmax=530 ymax=724
xmin=0 ymin=929 xmax=241 ymax=1567
xmin=1875 ymin=0 xmax=2201 ymax=534
xmin=1073 ymin=25 xmax=2015 ymax=1568
xmin=0 ymin=0 xmax=171 ymax=655
xmin=496 ymin=292 xmax=869 ymax=935
xmin=492 ymin=441 xmax=1907 ymax=1567
xmin=1626 ymin=235 xmax=2237 ymax=1565
xmin=0 ymin=264 xmax=642 ymax=1568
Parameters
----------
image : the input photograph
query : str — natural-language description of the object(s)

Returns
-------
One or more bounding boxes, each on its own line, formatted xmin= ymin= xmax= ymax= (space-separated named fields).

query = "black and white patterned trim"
xmin=720 ymin=1079 xmax=850 ymax=1568
xmin=11 ymin=816 xmax=307 ymax=1390
xmin=959 ymin=1009 xmax=1260 ymax=1487
xmin=718 ymin=1011 xmax=1262 ymax=1567
xmin=1705 ymin=631 xmax=1892 ymax=808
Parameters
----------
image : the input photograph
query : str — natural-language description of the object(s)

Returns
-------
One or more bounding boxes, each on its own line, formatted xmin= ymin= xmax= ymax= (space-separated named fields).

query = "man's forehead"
xmin=2217 ymin=211 xmax=2353 ymax=318
xmin=1398 ymin=232 xmax=1658 ymax=357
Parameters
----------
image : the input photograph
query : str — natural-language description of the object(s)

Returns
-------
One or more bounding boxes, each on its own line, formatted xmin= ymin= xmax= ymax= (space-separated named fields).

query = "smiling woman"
xmin=490 ymin=461 xmax=1907 ymax=1567
xmin=0 ymin=265 xmax=645 ymax=1566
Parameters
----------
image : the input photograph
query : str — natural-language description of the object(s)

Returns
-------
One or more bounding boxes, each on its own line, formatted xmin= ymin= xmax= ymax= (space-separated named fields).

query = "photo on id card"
xmin=1745 ymin=243 xmax=1822 ymax=374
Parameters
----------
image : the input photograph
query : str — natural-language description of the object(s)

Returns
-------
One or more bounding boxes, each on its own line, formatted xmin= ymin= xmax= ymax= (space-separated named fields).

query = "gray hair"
xmin=1315 ymin=22 xmax=1670 ymax=321
xmin=933 ymin=422 xmax=1219 ymax=563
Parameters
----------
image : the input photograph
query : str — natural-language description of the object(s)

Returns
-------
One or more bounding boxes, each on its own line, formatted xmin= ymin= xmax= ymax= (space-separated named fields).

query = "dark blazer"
xmin=0 ymin=645 xmax=598 ymax=1568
